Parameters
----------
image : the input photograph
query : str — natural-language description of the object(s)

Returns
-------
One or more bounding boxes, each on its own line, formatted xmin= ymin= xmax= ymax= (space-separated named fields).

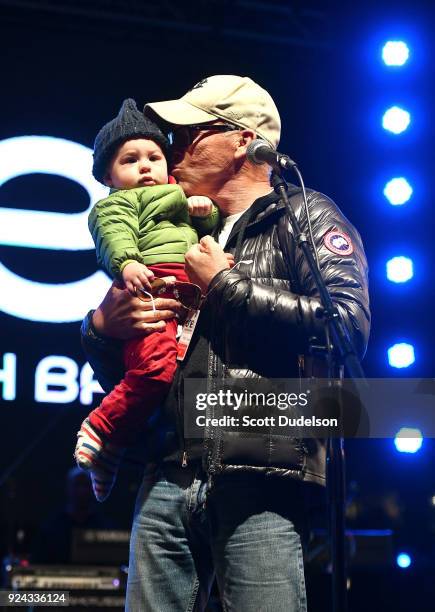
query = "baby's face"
xmin=105 ymin=138 xmax=168 ymax=189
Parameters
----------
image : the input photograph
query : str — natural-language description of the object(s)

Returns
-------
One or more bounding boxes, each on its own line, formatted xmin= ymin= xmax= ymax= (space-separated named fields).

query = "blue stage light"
xmin=386 ymin=257 xmax=413 ymax=283
xmin=396 ymin=553 xmax=412 ymax=568
xmin=394 ymin=428 xmax=423 ymax=453
xmin=382 ymin=41 xmax=410 ymax=66
xmin=388 ymin=343 xmax=415 ymax=368
xmin=382 ymin=107 xmax=411 ymax=134
xmin=383 ymin=178 xmax=413 ymax=205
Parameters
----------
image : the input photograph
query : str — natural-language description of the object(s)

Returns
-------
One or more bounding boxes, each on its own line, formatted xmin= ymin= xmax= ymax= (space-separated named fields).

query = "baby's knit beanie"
xmin=92 ymin=98 xmax=169 ymax=184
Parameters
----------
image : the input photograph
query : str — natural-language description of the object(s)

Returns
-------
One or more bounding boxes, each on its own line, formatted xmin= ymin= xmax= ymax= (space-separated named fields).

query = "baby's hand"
xmin=187 ymin=196 xmax=213 ymax=217
xmin=122 ymin=261 xmax=155 ymax=295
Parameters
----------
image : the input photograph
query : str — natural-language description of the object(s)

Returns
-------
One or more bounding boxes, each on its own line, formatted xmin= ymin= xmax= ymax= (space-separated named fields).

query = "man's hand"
xmin=225 ymin=253 xmax=235 ymax=268
xmin=92 ymin=280 xmax=182 ymax=340
xmin=122 ymin=261 xmax=155 ymax=294
xmin=187 ymin=196 xmax=214 ymax=217
xmin=184 ymin=235 xmax=231 ymax=293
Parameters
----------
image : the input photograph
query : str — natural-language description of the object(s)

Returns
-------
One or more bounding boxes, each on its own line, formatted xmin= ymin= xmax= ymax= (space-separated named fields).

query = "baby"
xmin=74 ymin=99 xmax=219 ymax=501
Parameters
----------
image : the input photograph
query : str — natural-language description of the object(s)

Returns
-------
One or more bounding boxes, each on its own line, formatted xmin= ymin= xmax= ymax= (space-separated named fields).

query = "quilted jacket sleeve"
xmin=206 ymin=191 xmax=370 ymax=359
xmin=80 ymin=311 xmax=124 ymax=393
xmin=88 ymin=189 xmax=143 ymax=279
xmin=190 ymin=204 xmax=220 ymax=237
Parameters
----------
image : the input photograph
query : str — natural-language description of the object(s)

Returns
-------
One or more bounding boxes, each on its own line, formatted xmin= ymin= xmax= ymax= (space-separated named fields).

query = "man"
xmin=82 ymin=75 xmax=370 ymax=611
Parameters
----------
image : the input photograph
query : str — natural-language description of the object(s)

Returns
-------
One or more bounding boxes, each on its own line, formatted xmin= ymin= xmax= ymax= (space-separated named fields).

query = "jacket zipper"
xmin=204 ymin=346 xmax=215 ymax=471
xmin=175 ymin=371 xmax=188 ymax=468
xmin=206 ymin=332 xmax=225 ymax=479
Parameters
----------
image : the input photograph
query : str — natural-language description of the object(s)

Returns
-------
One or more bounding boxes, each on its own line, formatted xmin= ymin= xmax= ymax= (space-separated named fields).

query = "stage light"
xmin=0 ymin=135 xmax=111 ymax=322
xmin=396 ymin=553 xmax=412 ymax=568
xmin=383 ymin=177 xmax=413 ymax=205
xmin=386 ymin=257 xmax=413 ymax=283
xmin=382 ymin=106 xmax=411 ymax=134
xmin=394 ymin=428 xmax=423 ymax=453
xmin=0 ymin=136 xmax=107 ymax=250
xmin=382 ymin=41 xmax=410 ymax=66
xmin=388 ymin=343 xmax=415 ymax=368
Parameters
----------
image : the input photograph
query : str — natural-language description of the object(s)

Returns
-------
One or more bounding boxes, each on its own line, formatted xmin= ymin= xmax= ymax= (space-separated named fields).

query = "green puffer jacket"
xmin=88 ymin=184 xmax=219 ymax=279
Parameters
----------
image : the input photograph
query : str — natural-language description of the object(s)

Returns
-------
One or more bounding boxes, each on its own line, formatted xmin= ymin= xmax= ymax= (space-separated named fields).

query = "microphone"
xmin=247 ymin=140 xmax=297 ymax=171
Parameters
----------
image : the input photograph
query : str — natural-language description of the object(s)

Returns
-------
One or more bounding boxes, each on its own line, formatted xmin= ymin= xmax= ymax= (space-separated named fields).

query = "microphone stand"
xmin=271 ymin=170 xmax=368 ymax=612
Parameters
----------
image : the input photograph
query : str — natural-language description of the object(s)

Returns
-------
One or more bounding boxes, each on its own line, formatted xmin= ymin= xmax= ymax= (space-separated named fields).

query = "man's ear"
xmin=234 ymin=129 xmax=256 ymax=159
xmin=103 ymin=172 xmax=113 ymax=187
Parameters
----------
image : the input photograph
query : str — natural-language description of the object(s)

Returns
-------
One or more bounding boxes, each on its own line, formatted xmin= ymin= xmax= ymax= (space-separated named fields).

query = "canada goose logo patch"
xmin=323 ymin=231 xmax=353 ymax=256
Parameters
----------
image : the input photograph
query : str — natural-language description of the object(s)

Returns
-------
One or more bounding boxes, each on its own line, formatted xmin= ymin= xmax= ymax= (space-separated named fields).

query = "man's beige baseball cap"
xmin=144 ymin=75 xmax=281 ymax=149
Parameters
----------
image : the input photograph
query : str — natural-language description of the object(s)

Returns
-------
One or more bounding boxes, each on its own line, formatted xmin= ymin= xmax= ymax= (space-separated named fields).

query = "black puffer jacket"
xmin=81 ymin=185 xmax=370 ymax=487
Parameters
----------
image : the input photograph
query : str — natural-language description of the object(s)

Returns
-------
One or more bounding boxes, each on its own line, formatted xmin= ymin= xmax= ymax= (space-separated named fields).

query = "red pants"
xmin=88 ymin=263 xmax=188 ymax=446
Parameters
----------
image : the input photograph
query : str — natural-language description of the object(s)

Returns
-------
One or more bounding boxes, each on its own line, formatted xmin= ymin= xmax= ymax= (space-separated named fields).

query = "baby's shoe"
xmin=74 ymin=418 xmax=124 ymax=502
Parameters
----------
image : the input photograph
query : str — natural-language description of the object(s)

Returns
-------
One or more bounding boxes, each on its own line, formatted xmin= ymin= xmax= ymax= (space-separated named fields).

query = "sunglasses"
xmin=138 ymin=278 xmax=202 ymax=311
xmin=137 ymin=259 xmax=254 ymax=314
xmin=167 ymin=123 xmax=239 ymax=148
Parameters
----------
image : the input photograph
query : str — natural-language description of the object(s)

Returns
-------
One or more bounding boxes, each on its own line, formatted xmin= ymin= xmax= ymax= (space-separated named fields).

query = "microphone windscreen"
xmin=246 ymin=140 xmax=273 ymax=165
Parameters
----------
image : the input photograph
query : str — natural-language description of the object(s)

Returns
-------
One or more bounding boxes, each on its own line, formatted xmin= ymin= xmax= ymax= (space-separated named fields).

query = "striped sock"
xmin=74 ymin=418 xmax=124 ymax=502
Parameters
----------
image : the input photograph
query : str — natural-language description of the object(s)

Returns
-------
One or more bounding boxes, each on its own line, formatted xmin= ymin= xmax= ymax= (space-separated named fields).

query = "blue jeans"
xmin=126 ymin=464 xmax=307 ymax=612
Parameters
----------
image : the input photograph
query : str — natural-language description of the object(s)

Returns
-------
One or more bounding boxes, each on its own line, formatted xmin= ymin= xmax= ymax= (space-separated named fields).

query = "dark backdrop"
xmin=0 ymin=2 xmax=434 ymax=607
